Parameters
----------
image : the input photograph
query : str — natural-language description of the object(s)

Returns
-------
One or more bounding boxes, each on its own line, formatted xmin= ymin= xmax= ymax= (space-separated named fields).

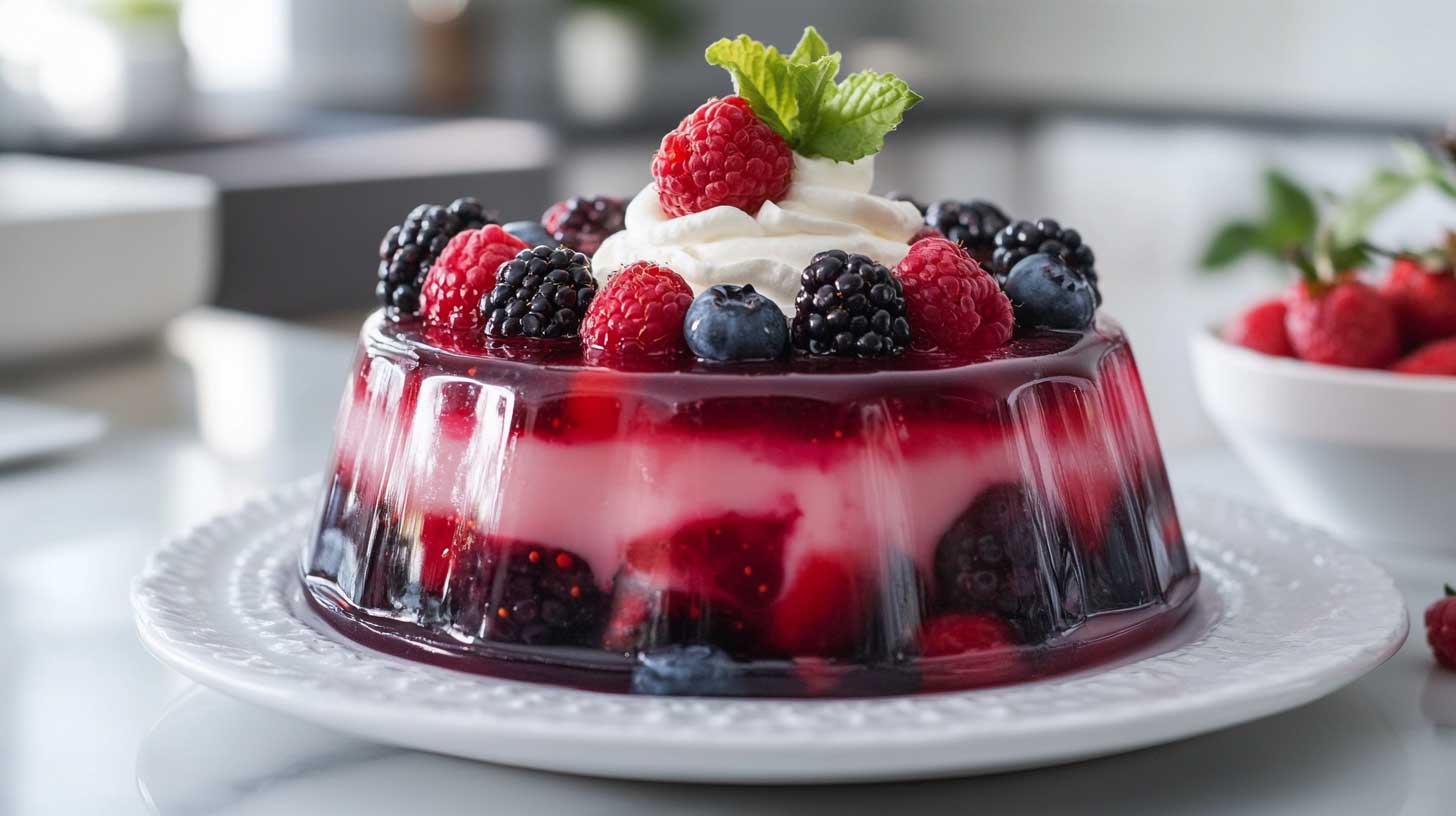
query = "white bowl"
xmin=1191 ymin=328 xmax=1456 ymax=549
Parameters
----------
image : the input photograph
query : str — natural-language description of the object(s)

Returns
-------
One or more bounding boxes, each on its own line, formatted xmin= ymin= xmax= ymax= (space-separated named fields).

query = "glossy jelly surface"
xmin=303 ymin=311 xmax=1197 ymax=697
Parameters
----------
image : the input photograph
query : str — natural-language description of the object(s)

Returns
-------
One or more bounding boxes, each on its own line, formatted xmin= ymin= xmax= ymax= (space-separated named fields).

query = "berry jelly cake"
xmin=305 ymin=27 xmax=1198 ymax=697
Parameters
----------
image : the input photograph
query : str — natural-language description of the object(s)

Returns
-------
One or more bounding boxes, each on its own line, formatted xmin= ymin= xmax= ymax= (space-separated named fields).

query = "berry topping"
xmin=502 ymin=220 xmax=557 ymax=249
xmin=1426 ymin=585 xmax=1456 ymax=670
xmin=792 ymin=250 xmax=911 ymax=358
xmin=651 ymin=96 xmax=794 ymax=218
xmin=1382 ymin=255 xmax=1456 ymax=344
xmin=581 ymin=261 xmax=695 ymax=357
xmin=420 ymin=226 xmax=528 ymax=330
xmin=631 ymin=645 xmax=745 ymax=696
xmin=991 ymin=218 xmax=1099 ymax=302
xmin=895 ymin=237 xmax=1013 ymax=354
xmin=377 ymin=197 xmax=494 ymax=318
xmin=480 ymin=245 xmax=599 ymax=339
xmin=684 ymin=284 xmax=790 ymax=362
xmin=924 ymin=199 xmax=1010 ymax=266
xmin=1002 ymin=253 xmax=1098 ymax=331
xmin=1392 ymin=337 xmax=1456 ymax=376
xmin=917 ymin=612 xmax=1017 ymax=658
xmin=933 ymin=483 xmax=1052 ymax=642
xmin=1283 ymin=277 xmax=1400 ymax=369
xmin=542 ymin=196 xmax=626 ymax=256
xmin=1222 ymin=297 xmax=1294 ymax=357
xmin=484 ymin=543 xmax=603 ymax=646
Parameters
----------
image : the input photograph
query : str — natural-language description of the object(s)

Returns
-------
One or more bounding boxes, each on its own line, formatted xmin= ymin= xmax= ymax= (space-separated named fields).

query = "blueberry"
xmin=684 ymin=284 xmax=789 ymax=362
xmin=502 ymin=220 xmax=558 ymax=248
xmin=1003 ymin=253 xmax=1096 ymax=330
xmin=631 ymin=645 xmax=744 ymax=696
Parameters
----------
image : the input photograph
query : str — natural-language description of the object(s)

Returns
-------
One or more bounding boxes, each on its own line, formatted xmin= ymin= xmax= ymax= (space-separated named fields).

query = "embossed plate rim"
xmin=132 ymin=480 xmax=1408 ymax=783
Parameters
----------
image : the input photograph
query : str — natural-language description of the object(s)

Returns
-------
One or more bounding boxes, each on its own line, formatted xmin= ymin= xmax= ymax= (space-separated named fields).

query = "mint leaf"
xmin=787 ymin=54 xmax=839 ymax=141
xmin=705 ymin=35 xmax=797 ymax=141
xmin=1200 ymin=222 xmax=1262 ymax=269
xmin=788 ymin=26 xmax=830 ymax=65
xmin=1260 ymin=170 xmax=1317 ymax=248
xmin=799 ymin=70 xmax=922 ymax=162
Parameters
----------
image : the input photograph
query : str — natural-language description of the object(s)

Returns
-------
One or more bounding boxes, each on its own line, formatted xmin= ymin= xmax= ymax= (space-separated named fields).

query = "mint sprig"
xmin=1200 ymin=170 xmax=1367 ymax=281
xmin=705 ymin=27 xmax=920 ymax=163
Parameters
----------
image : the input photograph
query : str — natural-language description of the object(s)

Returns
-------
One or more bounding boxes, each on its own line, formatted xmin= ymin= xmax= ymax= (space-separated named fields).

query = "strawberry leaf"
xmin=705 ymin=35 xmax=797 ymax=141
xmin=1261 ymin=170 xmax=1318 ymax=248
xmin=799 ymin=70 xmax=922 ymax=163
xmin=1333 ymin=168 xmax=1418 ymax=249
xmin=1200 ymin=222 xmax=1263 ymax=270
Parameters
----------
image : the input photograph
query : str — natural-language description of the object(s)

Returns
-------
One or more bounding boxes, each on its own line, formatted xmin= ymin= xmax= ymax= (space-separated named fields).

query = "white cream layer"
xmin=592 ymin=154 xmax=923 ymax=311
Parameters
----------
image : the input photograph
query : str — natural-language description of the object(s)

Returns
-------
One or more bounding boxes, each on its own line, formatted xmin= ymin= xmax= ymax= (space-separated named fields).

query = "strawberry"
xmin=1392 ymin=337 xmax=1456 ymax=377
xmin=1284 ymin=277 xmax=1400 ymax=368
xmin=1223 ymin=298 xmax=1294 ymax=357
xmin=1425 ymin=585 xmax=1456 ymax=670
xmin=1382 ymin=256 xmax=1456 ymax=345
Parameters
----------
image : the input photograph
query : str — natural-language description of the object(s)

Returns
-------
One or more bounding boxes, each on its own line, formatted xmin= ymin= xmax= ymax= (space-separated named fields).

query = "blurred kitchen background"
xmin=5 ymin=0 xmax=1456 ymax=450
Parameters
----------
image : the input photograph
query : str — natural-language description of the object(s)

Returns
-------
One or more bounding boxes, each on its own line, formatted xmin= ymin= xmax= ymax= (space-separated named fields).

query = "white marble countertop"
xmin=3 ymin=308 xmax=1453 ymax=815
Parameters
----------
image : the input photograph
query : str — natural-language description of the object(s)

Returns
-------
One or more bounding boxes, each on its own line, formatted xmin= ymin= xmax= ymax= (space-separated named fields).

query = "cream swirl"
xmin=591 ymin=154 xmax=923 ymax=311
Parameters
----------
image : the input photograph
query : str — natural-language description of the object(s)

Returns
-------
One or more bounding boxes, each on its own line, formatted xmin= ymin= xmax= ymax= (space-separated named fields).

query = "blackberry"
xmin=990 ymin=218 xmax=1100 ymax=304
xmin=485 ymin=543 xmax=604 ymax=646
xmin=542 ymin=195 xmax=626 ymax=257
xmin=377 ymin=197 xmax=494 ymax=318
xmin=1087 ymin=503 xmax=1158 ymax=612
xmin=925 ymin=199 xmax=1009 ymax=266
xmin=933 ymin=483 xmax=1053 ymax=642
xmin=480 ymin=246 xmax=598 ymax=339
xmin=792 ymin=250 xmax=911 ymax=358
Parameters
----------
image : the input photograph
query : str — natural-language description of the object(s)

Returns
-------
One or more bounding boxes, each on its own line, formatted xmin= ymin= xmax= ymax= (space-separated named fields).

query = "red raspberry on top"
xmin=894 ymin=236 xmax=1014 ymax=354
xmin=1425 ymin=585 xmax=1456 ymax=670
xmin=1392 ymin=337 xmax=1456 ymax=377
xmin=581 ymin=261 xmax=695 ymax=357
xmin=1382 ymin=256 xmax=1456 ymax=344
xmin=1223 ymin=297 xmax=1294 ymax=357
xmin=420 ymin=226 xmax=528 ymax=330
xmin=1283 ymin=277 xmax=1400 ymax=369
xmin=651 ymin=96 xmax=794 ymax=218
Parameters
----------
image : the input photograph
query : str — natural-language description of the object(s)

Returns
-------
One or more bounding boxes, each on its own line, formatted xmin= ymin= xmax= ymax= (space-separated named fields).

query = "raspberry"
xmin=651 ymin=96 xmax=794 ymax=218
xmin=917 ymin=612 xmax=1017 ymax=658
xmin=377 ymin=198 xmax=494 ymax=318
xmin=1284 ymin=277 xmax=1400 ymax=368
xmin=1382 ymin=257 xmax=1456 ymax=344
xmin=1392 ymin=337 xmax=1456 ymax=376
xmin=581 ymin=261 xmax=695 ymax=357
xmin=1223 ymin=297 xmax=1294 ymax=357
xmin=1425 ymin=585 xmax=1456 ymax=669
xmin=420 ymin=226 xmax=527 ymax=330
xmin=895 ymin=237 xmax=1013 ymax=354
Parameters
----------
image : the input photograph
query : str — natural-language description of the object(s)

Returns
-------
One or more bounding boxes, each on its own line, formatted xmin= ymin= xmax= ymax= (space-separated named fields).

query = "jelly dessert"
xmin=304 ymin=27 xmax=1198 ymax=697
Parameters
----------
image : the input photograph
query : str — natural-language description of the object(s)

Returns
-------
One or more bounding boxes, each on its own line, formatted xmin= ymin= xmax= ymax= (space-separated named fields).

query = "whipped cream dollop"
xmin=592 ymin=154 xmax=923 ymax=311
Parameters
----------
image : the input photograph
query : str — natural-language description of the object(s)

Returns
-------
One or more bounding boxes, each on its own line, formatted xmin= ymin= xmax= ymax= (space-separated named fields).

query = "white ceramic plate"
xmin=132 ymin=481 xmax=1407 ymax=784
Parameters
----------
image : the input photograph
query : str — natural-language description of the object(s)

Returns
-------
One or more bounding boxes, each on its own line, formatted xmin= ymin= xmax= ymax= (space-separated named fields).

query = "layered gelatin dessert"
xmin=304 ymin=27 xmax=1197 ymax=697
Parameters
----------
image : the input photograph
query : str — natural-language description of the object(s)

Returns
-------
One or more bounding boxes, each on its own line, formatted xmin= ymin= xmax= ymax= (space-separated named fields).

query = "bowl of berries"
xmin=1192 ymin=148 xmax=1456 ymax=548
